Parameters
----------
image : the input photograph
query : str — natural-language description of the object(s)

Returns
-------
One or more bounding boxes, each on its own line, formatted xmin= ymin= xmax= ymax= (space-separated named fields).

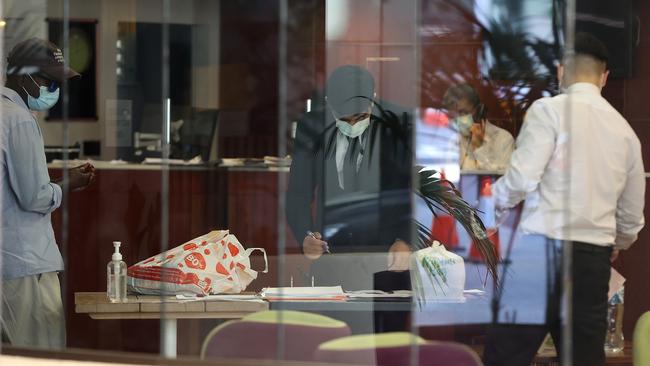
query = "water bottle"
xmin=107 ymin=241 xmax=128 ymax=303
xmin=604 ymin=287 xmax=624 ymax=353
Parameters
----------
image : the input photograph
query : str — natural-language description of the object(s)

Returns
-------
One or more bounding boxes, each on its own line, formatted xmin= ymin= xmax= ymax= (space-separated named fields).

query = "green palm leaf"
xmin=415 ymin=168 xmax=499 ymax=285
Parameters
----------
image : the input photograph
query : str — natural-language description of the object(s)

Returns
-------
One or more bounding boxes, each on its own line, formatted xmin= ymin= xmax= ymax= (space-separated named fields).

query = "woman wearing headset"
xmin=443 ymin=83 xmax=514 ymax=171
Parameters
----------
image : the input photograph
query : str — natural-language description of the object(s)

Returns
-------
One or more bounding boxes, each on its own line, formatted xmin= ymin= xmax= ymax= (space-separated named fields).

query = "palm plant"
xmin=415 ymin=168 xmax=499 ymax=286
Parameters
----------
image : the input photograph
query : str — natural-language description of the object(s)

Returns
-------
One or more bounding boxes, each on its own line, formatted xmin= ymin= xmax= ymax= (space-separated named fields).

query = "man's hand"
xmin=470 ymin=119 xmax=487 ymax=149
xmin=387 ymin=239 xmax=411 ymax=272
xmin=69 ymin=163 xmax=96 ymax=191
xmin=303 ymin=232 xmax=327 ymax=260
xmin=610 ymin=249 xmax=620 ymax=263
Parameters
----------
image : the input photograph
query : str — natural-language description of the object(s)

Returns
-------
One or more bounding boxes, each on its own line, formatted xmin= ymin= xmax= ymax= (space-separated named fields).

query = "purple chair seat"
xmin=314 ymin=332 xmax=482 ymax=366
xmin=201 ymin=310 xmax=351 ymax=362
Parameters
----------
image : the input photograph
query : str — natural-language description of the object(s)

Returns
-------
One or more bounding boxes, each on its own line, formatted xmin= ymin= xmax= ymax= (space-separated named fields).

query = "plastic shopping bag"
xmin=411 ymin=241 xmax=465 ymax=302
xmin=127 ymin=230 xmax=268 ymax=296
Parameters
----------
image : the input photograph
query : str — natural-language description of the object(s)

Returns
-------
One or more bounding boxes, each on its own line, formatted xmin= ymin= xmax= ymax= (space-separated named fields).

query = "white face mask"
xmin=452 ymin=114 xmax=473 ymax=136
xmin=336 ymin=117 xmax=370 ymax=138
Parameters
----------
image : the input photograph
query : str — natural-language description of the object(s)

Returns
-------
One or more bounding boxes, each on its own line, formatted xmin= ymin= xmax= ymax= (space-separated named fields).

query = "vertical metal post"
xmin=160 ymin=0 xmax=173 ymax=358
xmin=410 ymin=1 xmax=421 ymax=365
xmin=164 ymin=98 xmax=171 ymax=147
xmin=277 ymin=0 xmax=289 ymax=359
xmin=61 ymin=0 xmax=71 ymax=349
xmin=562 ymin=1 xmax=575 ymax=364
xmin=0 ymin=0 xmax=4 ymax=354
xmin=161 ymin=318 xmax=177 ymax=358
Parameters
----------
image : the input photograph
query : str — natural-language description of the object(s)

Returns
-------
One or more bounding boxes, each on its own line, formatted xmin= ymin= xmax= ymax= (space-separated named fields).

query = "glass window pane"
xmin=0 ymin=1 xmax=645 ymax=366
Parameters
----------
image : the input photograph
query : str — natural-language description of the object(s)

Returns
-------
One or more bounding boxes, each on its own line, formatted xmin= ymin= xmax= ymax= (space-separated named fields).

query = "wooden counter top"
xmin=47 ymin=160 xmax=289 ymax=172
xmin=75 ymin=292 xmax=268 ymax=320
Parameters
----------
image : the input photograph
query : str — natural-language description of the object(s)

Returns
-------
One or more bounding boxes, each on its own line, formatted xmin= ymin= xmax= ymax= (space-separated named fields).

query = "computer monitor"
xmin=173 ymin=109 xmax=219 ymax=162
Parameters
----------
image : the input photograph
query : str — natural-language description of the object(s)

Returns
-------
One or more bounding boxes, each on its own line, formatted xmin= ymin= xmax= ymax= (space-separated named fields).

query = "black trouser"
xmin=483 ymin=241 xmax=612 ymax=366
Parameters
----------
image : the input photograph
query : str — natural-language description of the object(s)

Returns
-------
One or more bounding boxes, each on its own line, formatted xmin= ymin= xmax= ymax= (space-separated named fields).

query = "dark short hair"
xmin=325 ymin=65 xmax=375 ymax=118
xmin=442 ymin=83 xmax=480 ymax=110
xmin=572 ymin=32 xmax=609 ymax=66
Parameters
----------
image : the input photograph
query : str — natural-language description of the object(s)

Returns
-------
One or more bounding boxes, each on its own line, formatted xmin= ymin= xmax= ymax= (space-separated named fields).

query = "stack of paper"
xmin=261 ymin=286 xmax=346 ymax=301
xmin=175 ymin=294 xmax=264 ymax=303
xmin=220 ymin=158 xmax=266 ymax=167
xmin=220 ymin=158 xmax=245 ymax=166
xmin=345 ymin=290 xmax=412 ymax=298
xmin=143 ymin=156 xmax=203 ymax=165
xmin=264 ymin=155 xmax=292 ymax=167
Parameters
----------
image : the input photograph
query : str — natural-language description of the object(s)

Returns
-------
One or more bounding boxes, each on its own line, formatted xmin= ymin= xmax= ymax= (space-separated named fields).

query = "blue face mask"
xmin=23 ymin=75 xmax=60 ymax=111
xmin=336 ymin=117 xmax=370 ymax=138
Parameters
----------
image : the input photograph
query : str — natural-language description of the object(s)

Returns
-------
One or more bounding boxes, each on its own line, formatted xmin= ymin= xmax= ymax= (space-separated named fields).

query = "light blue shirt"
xmin=1 ymin=86 xmax=63 ymax=280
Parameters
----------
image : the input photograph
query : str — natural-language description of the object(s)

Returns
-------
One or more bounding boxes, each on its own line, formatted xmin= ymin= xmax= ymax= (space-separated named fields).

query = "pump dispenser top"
xmin=112 ymin=241 xmax=123 ymax=261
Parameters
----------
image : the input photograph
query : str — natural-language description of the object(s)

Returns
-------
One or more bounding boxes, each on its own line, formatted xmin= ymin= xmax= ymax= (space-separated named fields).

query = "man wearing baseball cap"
xmin=1 ymin=38 xmax=95 ymax=348
xmin=286 ymin=65 xmax=412 ymax=289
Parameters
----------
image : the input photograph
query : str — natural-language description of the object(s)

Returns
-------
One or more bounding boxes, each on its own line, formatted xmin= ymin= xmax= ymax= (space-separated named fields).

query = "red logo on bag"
xmin=183 ymin=243 xmax=198 ymax=251
xmin=184 ymin=253 xmax=206 ymax=270
xmin=228 ymin=243 xmax=240 ymax=256
xmin=216 ymin=262 xmax=229 ymax=275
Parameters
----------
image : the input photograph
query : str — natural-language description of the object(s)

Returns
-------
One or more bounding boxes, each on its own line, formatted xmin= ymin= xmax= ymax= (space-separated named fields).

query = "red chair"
xmin=200 ymin=310 xmax=351 ymax=362
xmin=314 ymin=332 xmax=482 ymax=366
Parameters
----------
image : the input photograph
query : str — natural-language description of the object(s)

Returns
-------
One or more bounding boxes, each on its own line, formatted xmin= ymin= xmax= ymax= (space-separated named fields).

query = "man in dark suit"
xmin=286 ymin=65 xmax=412 ymax=288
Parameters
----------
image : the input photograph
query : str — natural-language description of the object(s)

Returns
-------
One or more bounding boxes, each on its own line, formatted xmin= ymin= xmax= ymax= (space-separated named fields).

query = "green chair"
xmin=634 ymin=311 xmax=650 ymax=366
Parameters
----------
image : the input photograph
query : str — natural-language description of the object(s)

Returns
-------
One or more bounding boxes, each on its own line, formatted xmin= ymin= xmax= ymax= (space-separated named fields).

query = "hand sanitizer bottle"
xmin=107 ymin=241 xmax=127 ymax=303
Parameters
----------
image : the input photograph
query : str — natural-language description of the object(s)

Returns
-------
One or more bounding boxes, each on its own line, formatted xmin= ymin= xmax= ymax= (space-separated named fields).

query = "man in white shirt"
xmin=483 ymin=33 xmax=645 ymax=366
xmin=443 ymin=83 xmax=514 ymax=171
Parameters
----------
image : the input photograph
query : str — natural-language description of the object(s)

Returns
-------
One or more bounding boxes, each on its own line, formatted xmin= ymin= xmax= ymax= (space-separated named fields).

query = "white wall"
xmin=3 ymin=0 xmax=220 ymax=159
xmin=192 ymin=0 xmax=220 ymax=110
xmin=3 ymin=0 xmax=47 ymax=50
xmin=2 ymin=0 xmax=48 ymax=88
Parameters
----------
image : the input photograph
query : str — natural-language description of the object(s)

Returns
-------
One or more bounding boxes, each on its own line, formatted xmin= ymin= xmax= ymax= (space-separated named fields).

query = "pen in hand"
xmin=307 ymin=231 xmax=331 ymax=253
